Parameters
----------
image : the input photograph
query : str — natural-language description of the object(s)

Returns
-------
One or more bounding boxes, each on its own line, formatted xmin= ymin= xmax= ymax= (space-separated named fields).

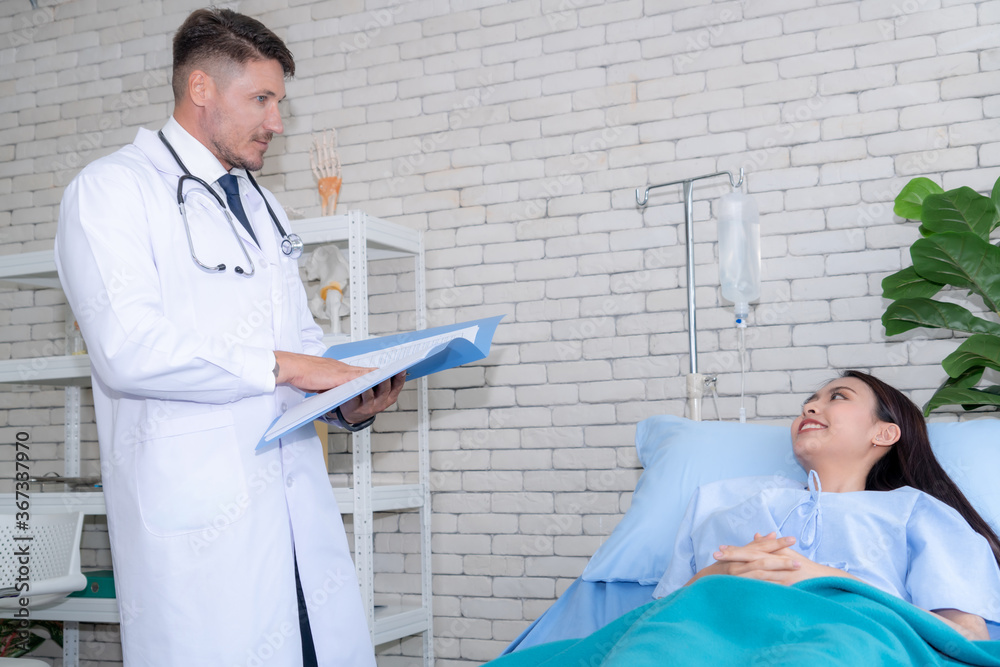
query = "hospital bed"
xmin=503 ymin=415 xmax=1000 ymax=654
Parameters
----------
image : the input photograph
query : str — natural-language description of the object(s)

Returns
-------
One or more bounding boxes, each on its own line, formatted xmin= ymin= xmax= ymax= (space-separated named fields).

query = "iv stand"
xmin=636 ymin=168 xmax=744 ymax=422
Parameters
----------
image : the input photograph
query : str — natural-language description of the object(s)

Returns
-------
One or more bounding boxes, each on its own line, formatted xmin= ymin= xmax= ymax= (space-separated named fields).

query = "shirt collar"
xmin=160 ymin=117 xmax=248 ymax=187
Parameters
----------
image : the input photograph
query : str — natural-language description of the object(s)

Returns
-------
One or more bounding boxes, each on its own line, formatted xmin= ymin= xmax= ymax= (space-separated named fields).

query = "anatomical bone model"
xmin=309 ymin=129 xmax=343 ymax=216
xmin=305 ymin=244 xmax=350 ymax=335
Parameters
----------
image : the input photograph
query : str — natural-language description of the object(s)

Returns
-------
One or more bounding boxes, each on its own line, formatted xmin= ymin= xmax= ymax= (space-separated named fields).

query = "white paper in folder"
xmin=257 ymin=315 xmax=503 ymax=448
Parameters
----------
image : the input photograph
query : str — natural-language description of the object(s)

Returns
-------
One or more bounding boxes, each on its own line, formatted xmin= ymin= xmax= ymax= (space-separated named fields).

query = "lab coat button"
xmin=286 ymin=476 xmax=294 ymax=488
xmin=280 ymin=402 xmax=288 ymax=412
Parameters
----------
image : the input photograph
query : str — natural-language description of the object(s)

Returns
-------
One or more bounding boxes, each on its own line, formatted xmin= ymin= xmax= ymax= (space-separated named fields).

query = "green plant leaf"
xmin=894 ymin=177 xmax=944 ymax=220
xmin=910 ymin=232 xmax=1000 ymax=314
xmin=923 ymin=368 xmax=985 ymax=415
xmin=881 ymin=266 xmax=944 ymax=300
xmin=882 ymin=298 xmax=1000 ymax=336
xmin=971 ymin=383 xmax=1000 ymax=398
xmin=991 ymin=175 xmax=1000 ymax=228
xmin=941 ymin=334 xmax=1000 ymax=378
xmin=921 ymin=187 xmax=998 ymax=239
xmin=964 ymin=389 xmax=1000 ymax=411
xmin=923 ymin=385 xmax=1000 ymax=415
xmin=952 ymin=366 xmax=985 ymax=390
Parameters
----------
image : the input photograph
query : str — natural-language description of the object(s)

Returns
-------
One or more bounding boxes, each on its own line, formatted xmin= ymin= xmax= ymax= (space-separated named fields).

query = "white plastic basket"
xmin=0 ymin=512 xmax=87 ymax=608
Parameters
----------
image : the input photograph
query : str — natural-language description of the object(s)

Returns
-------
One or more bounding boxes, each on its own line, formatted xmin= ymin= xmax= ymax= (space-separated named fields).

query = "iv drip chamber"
xmin=717 ymin=191 xmax=760 ymax=323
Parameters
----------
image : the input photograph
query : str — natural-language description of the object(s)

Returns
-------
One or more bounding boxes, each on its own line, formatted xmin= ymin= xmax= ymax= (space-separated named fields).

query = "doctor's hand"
xmin=273 ymin=351 xmax=374 ymax=393
xmin=338 ymin=371 xmax=406 ymax=424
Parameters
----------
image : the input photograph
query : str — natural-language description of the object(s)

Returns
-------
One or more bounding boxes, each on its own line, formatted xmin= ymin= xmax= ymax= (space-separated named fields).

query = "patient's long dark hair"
xmin=845 ymin=370 xmax=1000 ymax=568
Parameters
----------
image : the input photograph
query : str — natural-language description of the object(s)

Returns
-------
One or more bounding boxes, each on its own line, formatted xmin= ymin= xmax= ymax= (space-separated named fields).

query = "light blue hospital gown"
xmin=653 ymin=472 xmax=1000 ymax=626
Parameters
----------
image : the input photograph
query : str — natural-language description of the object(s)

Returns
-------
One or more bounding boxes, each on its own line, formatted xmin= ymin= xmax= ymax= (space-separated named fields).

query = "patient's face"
xmin=791 ymin=377 xmax=885 ymax=469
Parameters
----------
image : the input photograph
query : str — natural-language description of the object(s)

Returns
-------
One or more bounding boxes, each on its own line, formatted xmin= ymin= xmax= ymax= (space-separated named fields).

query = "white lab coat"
xmin=54 ymin=126 xmax=375 ymax=667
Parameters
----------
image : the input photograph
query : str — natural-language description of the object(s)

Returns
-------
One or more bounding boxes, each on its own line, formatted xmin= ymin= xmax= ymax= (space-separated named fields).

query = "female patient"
xmin=654 ymin=370 xmax=1000 ymax=641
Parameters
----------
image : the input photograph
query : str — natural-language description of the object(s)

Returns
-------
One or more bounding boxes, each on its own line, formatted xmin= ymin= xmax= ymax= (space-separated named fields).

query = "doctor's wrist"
xmin=273 ymin=350 xmax=293 ymax=384
xmin=331 ymin=405 xmax=376 ymax=432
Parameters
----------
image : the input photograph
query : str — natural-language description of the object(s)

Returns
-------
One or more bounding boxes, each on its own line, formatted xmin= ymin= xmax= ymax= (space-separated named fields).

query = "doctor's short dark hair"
xmin=172 ymin=7 xmax=295 ymax=100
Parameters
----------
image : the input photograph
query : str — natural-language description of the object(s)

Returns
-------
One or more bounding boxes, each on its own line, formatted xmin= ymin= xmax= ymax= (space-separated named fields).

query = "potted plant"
xmin=881 ymin=176 xmax=1000 ymax=415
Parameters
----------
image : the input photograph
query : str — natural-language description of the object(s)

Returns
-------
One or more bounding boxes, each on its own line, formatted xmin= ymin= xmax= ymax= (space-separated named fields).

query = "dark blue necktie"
xmin=218 ymin=174 xmax=258 ymax=246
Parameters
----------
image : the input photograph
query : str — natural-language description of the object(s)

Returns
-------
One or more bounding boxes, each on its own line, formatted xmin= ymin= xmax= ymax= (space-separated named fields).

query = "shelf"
xmin=0 ymin=249 xmax=60 ymax=289
xmin=0 ymin=491 xmax=106 ymax=514
xmin=294 ymin=213 xmax=421 ymax=259
xmin=0 ymin=354 xmax=91 ymax=386
xmin=321 ymin=332 xmax=351 ymax=348
xmin=0 ymin=212 xmax=420 ymax=290
xmin=340 ymin=484 xmax=425 ymax=513
xmin=0 ymin=597 xmax=431 ymax=636
xmin=0 ymin=484 xmax=425 ymax=517
xmin=0 ymin=342 xmax=379 ymax=386
xmin=367 ymin=484 xmax=424 ymax=512
xmin=0 ymin=596 xmax=119 ymax=624
xmin=373 ymin=605 xmax=431 ymax=647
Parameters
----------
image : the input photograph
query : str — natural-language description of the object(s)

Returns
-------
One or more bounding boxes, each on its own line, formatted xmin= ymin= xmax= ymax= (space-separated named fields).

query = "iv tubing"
xmin=738 ymin=322 xmax=747 ymax=423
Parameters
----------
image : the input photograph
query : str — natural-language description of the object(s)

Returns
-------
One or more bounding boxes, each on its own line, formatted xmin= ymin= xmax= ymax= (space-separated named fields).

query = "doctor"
xmin=54 ymin=8 xmax=402 ymax=666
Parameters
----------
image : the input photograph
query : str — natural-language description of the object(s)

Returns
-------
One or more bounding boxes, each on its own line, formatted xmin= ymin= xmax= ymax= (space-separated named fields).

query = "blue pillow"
xmin=925 ymin=420 xmax=1000 ymax=535
xmin=581 ymin=415 xmax=1000 ymax=585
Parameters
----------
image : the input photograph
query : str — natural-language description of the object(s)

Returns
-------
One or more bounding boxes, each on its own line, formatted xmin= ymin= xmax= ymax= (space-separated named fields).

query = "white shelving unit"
xmin=0 ymin=211 xmax=433 ymax=666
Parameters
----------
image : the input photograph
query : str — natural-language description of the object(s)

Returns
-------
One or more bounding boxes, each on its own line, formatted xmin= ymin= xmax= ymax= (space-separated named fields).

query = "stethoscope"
xmin=157 ymin=130 xmax=304 ymax=277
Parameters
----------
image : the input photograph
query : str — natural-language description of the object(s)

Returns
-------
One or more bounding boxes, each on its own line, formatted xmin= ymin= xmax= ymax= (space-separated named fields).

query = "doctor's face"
xmin=206 ymin=57 xmax=285 ymax=172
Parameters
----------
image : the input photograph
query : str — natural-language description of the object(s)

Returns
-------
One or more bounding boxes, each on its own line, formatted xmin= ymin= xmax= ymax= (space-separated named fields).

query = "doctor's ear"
xmin=186 ymin=70 xmax=214 ymax=107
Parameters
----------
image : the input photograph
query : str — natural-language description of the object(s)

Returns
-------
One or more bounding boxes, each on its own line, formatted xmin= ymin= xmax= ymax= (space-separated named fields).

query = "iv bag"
xmin=717 ymin=191 xmax=760 ymax=321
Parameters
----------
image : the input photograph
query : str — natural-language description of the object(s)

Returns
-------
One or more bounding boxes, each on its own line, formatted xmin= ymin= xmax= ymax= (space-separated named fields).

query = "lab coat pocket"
xmin=134 ymin=410 xmax=249 ymax=537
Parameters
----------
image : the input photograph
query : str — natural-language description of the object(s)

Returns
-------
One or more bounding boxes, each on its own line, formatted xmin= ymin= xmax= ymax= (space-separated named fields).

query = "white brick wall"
xmin=3 ymin=0 xmax=999 ymax=664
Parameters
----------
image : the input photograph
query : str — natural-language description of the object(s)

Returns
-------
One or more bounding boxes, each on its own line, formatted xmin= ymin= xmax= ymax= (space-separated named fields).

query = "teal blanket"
xmin=488 ymin=576 xmax=1000 ymax=666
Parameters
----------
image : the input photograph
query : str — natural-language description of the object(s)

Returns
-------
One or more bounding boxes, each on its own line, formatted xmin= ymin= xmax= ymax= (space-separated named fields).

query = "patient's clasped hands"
xmin=705 ymin=532 xmax=988 ymax=641
xmin=705 ymin=532 xmax=852 ymax=586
